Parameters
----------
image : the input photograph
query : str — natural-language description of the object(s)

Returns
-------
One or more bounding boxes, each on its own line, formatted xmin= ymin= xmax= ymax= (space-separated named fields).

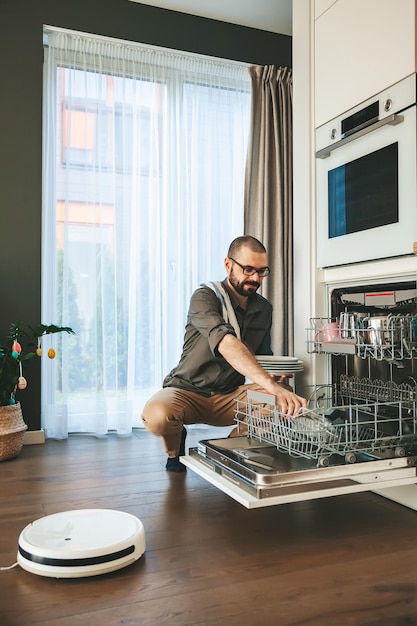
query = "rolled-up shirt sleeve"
xmin=188 ymin=287 xmax=236 ymax=355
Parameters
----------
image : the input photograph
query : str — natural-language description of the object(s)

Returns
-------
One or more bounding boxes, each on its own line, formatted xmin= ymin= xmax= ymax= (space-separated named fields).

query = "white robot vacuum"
xmin=17 ymin=509 xmax=145 ymax=578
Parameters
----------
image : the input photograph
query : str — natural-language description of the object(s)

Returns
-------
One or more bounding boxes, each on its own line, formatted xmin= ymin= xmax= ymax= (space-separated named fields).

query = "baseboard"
xmin=24 ymin=429 xmax=45 ymax=445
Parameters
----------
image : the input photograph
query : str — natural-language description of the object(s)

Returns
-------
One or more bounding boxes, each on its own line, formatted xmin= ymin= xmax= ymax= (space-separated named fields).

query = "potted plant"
xmin=0 ymin=322 xmax=74 ymax=461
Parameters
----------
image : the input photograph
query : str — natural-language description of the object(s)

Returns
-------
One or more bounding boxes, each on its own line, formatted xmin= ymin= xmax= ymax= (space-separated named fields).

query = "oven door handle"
xmin=315 ymin=113 xmax=405 ymax=159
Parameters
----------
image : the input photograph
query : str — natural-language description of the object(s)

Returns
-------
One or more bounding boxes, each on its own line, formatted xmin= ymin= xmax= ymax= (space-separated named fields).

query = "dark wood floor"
xmin=1 ymin=428 xmax=417 ymax=626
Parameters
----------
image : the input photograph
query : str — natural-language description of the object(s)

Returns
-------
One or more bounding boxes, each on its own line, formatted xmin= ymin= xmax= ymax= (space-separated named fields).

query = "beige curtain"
xmin=244 ymin=65 xmax=293 ymax=356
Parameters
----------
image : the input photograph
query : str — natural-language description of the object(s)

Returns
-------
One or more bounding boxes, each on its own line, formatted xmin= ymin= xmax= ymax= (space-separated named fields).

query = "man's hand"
xmin=267 ymin=380 xmax=307 ymax=417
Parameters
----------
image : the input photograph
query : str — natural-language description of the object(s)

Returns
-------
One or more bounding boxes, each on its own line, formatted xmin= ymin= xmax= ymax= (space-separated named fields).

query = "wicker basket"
xmin=0 ymin=402 xmax=28 ymax=462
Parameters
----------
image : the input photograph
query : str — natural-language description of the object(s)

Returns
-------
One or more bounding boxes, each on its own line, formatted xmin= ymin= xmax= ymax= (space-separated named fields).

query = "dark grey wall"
xmin=0 ymin=0 xmax=291 ymax=430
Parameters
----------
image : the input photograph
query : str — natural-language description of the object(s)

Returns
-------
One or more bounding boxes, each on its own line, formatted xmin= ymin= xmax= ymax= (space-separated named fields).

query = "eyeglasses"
xmin=229 ymin=257 xmax=270 ymax=277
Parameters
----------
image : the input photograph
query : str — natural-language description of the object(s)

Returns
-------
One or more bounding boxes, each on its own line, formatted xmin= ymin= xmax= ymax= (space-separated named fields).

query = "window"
xmin=42 ymin=29 xmax=250 ymax=437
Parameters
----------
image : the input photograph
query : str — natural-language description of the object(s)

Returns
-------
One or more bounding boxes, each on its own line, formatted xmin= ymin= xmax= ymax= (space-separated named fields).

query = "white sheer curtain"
xmin=42 ymin=28 xmax=250 ymax=438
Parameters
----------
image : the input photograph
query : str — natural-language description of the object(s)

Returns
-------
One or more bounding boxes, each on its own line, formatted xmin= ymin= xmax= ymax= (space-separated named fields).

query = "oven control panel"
xmin=316 ymin=73 xmax=416 ymax=153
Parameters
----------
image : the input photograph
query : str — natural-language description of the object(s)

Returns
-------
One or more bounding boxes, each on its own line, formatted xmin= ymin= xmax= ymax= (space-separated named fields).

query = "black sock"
xmin=165 ymin=427 xmax=187 ymax=472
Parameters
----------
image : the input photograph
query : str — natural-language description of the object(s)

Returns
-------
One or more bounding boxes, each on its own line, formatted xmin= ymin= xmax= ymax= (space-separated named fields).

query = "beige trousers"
xmin=141 ymin=383 xmax=264 ymax=457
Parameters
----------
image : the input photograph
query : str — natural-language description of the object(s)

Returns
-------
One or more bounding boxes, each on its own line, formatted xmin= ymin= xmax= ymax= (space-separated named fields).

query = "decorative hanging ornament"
xmin=36 ymin=337 xmax=42 ymax=357
xmin=11 ymin=350 xmax=19 ymax=359
xmin=48 ymin=347 xmax=56 ymax=359
xmin=17 ymin=363 xmax=27 ymax=390
xmin=12 ymin=341 xmax=22 ymax=354
xmin=9 ymin=397 xmax=15 ymax=405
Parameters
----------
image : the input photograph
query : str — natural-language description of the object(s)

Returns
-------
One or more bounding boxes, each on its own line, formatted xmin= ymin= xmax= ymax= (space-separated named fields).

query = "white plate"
xmin=258 ymin=362 xmax=303 ymax=368
xmin=258 ymin=365 xmax=303 ymax=370
xmin=265 ymin=366 xmax=304 ymax=370
xmin=255 ymin=355 xmax=299 ymax=362
xmin=259 ymin=360 xmax=303 ymax=366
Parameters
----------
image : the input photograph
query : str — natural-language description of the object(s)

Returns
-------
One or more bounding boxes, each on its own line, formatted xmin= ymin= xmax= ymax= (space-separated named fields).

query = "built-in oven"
xmin=181 ymin=280 xmax=417 ymax=510
xmin=315 ymin=73 xmax=417 ymax=268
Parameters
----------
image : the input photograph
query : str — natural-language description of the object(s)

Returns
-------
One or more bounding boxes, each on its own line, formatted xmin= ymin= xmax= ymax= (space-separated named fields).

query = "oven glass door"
xmin=316 ymin=106 xmax=416 ymax=268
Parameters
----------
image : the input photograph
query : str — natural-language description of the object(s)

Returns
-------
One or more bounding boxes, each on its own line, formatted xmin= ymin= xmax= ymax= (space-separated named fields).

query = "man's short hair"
xmin=227 ymin=236 xmax=266 ymax=258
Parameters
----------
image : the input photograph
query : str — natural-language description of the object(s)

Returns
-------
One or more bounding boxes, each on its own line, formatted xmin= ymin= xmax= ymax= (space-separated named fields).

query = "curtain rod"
xmin=43 ymin=25 xmax=250 ymax=70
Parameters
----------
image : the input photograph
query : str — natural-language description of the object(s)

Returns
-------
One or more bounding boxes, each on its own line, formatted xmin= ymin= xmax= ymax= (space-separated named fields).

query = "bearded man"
xmin=142 ymin=235 xmax=307 ymax=471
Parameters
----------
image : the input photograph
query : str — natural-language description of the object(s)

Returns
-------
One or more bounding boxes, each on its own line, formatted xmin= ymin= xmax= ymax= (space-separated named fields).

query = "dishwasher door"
xmin=180 ymin=436 xmax=417 ymax=509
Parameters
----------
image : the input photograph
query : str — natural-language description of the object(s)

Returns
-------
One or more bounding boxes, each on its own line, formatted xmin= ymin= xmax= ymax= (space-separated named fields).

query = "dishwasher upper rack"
xmin=306 ymin=315 xmax=417 ymax=360
xmin=235 ymin=389 xmax=417 ymax=467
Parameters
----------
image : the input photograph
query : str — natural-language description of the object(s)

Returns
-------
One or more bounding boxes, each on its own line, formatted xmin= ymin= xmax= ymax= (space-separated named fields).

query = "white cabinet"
xmin=315 ymin=0 xmax=337 ymax=19
xmin=315 ymin=0 xmax=416 ymax=127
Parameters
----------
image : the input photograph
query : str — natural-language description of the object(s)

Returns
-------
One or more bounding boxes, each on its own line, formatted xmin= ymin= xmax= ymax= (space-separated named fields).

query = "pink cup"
xmin=316 ymin=322 xmax=341 ymax=343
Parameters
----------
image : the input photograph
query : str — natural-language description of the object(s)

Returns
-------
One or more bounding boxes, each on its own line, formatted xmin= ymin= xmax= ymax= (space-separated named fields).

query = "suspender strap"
xmin=204 ymin=281 xmax=241 ymax=340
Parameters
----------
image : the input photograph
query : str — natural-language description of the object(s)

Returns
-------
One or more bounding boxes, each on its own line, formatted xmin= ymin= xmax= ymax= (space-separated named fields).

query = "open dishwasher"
xmin=181 ymin=281 xmax=417 ymax=509
xmin=181 ymin=385 xmax=417 ymax=508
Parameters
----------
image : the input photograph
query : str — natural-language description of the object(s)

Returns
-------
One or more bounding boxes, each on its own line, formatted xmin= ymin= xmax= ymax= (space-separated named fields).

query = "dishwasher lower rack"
xmin=234 ymin=389 xmax=417 ymax=467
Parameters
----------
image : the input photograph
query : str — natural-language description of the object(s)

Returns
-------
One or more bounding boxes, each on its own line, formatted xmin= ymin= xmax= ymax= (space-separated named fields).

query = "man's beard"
xmin=229 ymin=272 xmax=260 ymax=298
